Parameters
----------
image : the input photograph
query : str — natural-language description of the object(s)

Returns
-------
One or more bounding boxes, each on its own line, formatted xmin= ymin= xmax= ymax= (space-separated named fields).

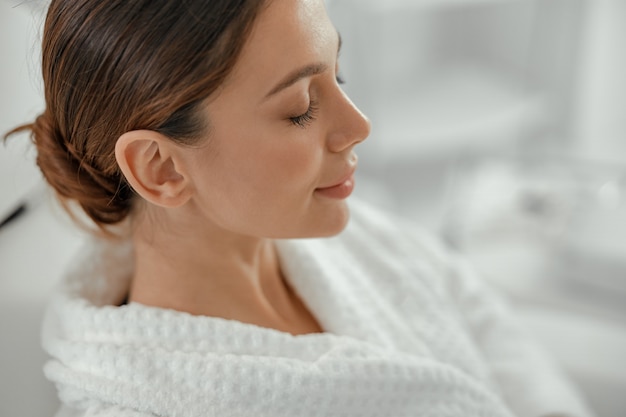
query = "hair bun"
xmin=26 ymin=111 xmax=134 ymax=227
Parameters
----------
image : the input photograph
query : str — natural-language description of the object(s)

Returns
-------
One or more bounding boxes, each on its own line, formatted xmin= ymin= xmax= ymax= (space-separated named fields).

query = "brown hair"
xmin=4 ymin=0 xmax=265 ymax=232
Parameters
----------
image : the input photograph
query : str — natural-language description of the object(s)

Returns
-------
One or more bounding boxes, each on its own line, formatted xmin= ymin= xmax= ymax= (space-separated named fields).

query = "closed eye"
xmin=289 ymin=99 xmax=319 ymax=128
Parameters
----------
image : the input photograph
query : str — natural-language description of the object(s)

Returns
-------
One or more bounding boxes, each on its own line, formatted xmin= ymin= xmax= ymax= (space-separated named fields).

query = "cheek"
xmin=262 ymin=144 xmax=321 ymax=189
xmin=193 ymin=136 xmax=323 ymax=234
xmin=234 ymin=130 xmax=324 ymax=195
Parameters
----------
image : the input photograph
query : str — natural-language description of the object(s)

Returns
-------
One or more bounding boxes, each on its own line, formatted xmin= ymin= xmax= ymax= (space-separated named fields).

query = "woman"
xmin=7 ymin=0 xmax=594 ymax=416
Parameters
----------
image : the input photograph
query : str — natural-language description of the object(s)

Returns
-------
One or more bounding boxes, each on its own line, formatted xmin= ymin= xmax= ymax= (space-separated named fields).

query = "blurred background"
xmin=1 ymin=0 xmax=625 ymax=416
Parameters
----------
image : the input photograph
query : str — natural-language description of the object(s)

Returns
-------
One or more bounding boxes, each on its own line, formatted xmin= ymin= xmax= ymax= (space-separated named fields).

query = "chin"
xmin=311 ymin=199 xmax=351 ymax=238
xmin=266 ymin=198 xmax=351 ymax=239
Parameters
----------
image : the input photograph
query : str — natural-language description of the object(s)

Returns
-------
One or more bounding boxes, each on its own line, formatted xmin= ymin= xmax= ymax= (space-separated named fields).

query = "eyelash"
xmin=288 ymin=75 xmax=345 ymax=128
xmin=289 ymin=100 xmax=319 ymax=128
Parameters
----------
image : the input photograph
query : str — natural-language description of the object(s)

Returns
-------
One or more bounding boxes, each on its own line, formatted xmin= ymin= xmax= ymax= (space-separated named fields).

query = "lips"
xmin=315 ymin=167 xmax=357 ymax=199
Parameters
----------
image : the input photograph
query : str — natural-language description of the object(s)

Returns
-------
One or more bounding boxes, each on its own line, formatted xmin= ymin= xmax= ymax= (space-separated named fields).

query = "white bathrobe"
xmin=42 ymin=200 xmax=595 ymax=417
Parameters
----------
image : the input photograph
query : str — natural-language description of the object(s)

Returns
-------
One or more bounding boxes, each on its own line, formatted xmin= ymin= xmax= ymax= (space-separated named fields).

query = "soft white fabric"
xmin=42 ymin=200 xmax=595 ymax=417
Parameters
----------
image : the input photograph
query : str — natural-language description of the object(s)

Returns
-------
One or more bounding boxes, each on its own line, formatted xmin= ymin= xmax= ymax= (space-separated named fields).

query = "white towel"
xmin=42 ymin=200 xmax=595 ymax=417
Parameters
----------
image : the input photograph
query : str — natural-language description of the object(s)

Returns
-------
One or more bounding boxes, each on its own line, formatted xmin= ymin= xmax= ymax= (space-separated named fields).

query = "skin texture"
xmin=115 ymin=0 xmax=370 ymax=335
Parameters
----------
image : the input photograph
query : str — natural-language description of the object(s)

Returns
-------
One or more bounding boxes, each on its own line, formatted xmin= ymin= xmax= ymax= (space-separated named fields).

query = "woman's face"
xmin=184 ymin=0 xmax=370 ymax=239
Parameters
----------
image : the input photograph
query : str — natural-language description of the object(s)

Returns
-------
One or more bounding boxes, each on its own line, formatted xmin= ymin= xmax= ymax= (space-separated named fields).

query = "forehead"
xmin=223 ymin=0 xmax=335 ymax=93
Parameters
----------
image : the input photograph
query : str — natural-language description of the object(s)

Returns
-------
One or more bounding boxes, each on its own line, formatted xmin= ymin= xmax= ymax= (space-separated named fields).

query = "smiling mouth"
xmin=315 ymin=170 xmax=356 ymax=200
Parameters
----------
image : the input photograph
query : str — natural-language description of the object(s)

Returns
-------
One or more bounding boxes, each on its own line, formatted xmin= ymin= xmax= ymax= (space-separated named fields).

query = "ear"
xmin=115 ymin=130 xmax=192 ymax=208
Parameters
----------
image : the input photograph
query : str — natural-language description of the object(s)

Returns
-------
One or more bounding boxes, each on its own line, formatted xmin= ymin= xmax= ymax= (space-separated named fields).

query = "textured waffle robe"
xmin=42 ymin=200 xmax=595 ymax=417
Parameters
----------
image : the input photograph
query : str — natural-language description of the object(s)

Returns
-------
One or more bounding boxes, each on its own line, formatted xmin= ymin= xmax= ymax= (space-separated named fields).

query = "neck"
xmin=127 ymin=204 xmax=322 ymax=334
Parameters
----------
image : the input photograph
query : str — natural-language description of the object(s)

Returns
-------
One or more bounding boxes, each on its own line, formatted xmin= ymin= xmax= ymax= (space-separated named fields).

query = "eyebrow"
xmin=264 ymin=32 xmax=343 ymax=99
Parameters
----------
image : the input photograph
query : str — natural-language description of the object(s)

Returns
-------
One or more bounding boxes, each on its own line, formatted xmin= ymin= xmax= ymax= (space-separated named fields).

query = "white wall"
xmin=572 ymin=0 xmax=626 ymax=161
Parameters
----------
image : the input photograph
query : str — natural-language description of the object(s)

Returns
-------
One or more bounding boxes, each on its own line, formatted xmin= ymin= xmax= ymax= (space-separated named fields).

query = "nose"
xmin=327 ymin=89 xmax=371 ymax=153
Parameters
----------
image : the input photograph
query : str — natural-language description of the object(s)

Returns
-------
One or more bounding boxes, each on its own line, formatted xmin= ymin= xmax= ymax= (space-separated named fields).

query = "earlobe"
xmin=115 ymin=130 xmax=192 ymax=208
